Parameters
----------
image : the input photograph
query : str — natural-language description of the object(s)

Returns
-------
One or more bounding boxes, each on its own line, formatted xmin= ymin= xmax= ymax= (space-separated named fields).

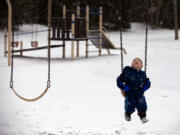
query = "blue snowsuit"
xmin=116 ymin=66 xmax=151 ymax=114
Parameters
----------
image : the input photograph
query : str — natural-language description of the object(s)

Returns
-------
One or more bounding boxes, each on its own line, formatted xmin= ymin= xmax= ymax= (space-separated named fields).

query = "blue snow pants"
xmin=125 ymin=92 xmax=147 ymax=114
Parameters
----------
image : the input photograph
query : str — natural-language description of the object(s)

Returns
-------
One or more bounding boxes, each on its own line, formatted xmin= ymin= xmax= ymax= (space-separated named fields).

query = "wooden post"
xmin=173 ymin=0 xmax=179 ymax=40
xmin=77 ymin=41 xmax=79 ymax=57
xmin=103 ymin=27 xmax=111 ymax=55
xmin=107 ymin=49 xmax=111 ymax=55
xmin=86 ymin=5 xmax=89 ymax=58
xmin=48 ymin=0 xmax=52 ymax=59
xmin=62 ymin=5 xmax=66 ymax=58
xmin=20 ymin=41 xmax=23 ymax=56
xmin=63 ymin=41 xmax=66 ymax=59
xmin=99 ymin=7 xmax=103 ymax=56
xmin=71 ymin=14 xmax=75 ymax=60
xmin=76 ymin=5 xmax=80 ymax=57
xmin=4 ymin=28 xmax=7 ymax=57
xmin=5 ymin=0 xmax=12 ymax=66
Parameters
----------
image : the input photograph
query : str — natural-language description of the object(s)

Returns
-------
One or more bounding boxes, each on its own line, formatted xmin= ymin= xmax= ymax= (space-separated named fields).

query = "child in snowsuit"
xmin=116 ymin=58 xmax=151 ymax=123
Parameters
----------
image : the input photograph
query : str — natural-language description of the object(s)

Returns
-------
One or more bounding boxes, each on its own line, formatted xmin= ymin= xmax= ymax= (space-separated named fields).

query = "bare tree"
xmin=173 ymin=0 xmax=179 ymax=40
xmin=155 ymin=0 xmax=162 ymax=28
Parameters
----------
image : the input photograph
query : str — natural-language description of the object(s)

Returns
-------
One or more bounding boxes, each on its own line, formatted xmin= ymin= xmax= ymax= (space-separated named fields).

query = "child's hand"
xmin=123 ymin=85 xmax=130 ymax=91
xmin=142 ymin=78 xmax=151 ymax=91
xmin=121 ymin=90 xmax=125 ymax=97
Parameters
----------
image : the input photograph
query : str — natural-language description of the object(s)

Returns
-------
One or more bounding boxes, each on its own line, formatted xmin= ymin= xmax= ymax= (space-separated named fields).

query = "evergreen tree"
xmin=0 ymin=0 xmax=8 ymax=29
xmin=0 ymin=0 xmax=179 ymax=30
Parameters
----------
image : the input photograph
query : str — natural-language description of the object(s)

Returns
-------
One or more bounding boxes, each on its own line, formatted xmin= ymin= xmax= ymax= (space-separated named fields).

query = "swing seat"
xmin=31 ymin=41 xmax=38 ymax=48
xmin=12 ymin=41 xmax=19 ymax=47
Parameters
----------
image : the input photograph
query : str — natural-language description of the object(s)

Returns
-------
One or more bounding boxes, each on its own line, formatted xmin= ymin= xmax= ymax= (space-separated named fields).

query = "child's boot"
xmin=125 ymin=112 xmax=131 ymax=121
xmin=141 ymin=117 xmax=149 ymax=123
xmin=138 ymin=111 xmax=149 ymax=123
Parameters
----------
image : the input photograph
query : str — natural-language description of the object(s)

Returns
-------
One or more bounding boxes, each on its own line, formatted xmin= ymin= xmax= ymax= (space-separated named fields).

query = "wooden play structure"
xmin=48 ymin=4 xmax=127 ymax=60
xmin=4 ymin=1 xmax=127 ymax=65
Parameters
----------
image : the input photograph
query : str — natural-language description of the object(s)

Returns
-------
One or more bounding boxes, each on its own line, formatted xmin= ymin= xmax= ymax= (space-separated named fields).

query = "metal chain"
xmin=119 ymin=4 xmax=123 ymax=73
xmin=35 ymin=13 xmax=38 ymax=42
xmin=144 ymin=21 xmax=148 ymax=73
xmin=144 ymin=4 xmax=149 ymax=73
xmin=35 ymin=24 xmax=38 ymax=41
xmin=31 ymin=3 xmax=34 ymax=41
xmin=120 ymin=21 xmax=123 ymax=73
xmin=10 ymin=4 xmax=15 ymax=89
xmin=10 ymin=1 xmax=51 ymax=89
xmin=47 ymin=0 xmax=51 ymax=88
xmin=47 ymin=39 xmax=51 ymax=88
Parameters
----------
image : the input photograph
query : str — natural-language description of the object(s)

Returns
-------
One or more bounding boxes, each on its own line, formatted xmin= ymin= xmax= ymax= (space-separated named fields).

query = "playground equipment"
xmin=4 ymin=2 xmax=127 ymax=62
xmin=49 ymin=5 xmax=127 ymax=60
xmin=4 ymin=29 xmax=64 ymax=57
xmin=4 ymin=0 xmax=127 ymax=102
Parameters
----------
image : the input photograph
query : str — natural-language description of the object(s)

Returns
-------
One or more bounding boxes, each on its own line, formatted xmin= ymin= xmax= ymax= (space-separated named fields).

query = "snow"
xmin=0 ymin=23 xmax=180 ymax=135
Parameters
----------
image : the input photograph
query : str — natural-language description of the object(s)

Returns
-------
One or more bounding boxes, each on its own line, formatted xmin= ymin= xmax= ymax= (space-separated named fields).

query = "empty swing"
xmin=10 ymin=24 xmax=51 ymax=102
xmin=12 ymin=30 xmax=19 ymax=48
xmin=9 ymin=3 xmax=50 ymax=102
xmin=31 ymin=23 xmax=38 ymax=48
xmin=30 ymin=4 xmax=38 ymax=48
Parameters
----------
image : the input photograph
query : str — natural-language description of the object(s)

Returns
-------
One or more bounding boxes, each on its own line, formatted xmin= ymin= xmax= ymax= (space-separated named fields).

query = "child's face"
xmin=131 ymin=58 xmax=143 ymax=71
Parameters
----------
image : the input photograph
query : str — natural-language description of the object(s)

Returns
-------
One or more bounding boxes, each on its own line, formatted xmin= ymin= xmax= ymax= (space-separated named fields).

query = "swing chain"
xmin=47 ymin=51 xmax=51 ymax=88
xmin=47 ymin=27 xmax=51 ymax=88
xmin=47 ymin=0 xmax=51 ymax=89
xmin=47 ymin=80 xmax=50 ymax=88
xmin=10 ymin=13 xmax=15 ymax=89
xmin=47 ymin=45 xmax=51 ymax=88
xmin=10 ymin=48 xmax=14 ymax=89
xmin=120 ymin=24 xmax=123 ymax=73
xmin=144 ymin=3 xmax=149 ymax=73
xmin=119 ymin=5 xmax=123 ymax=73
xmin=10 ymin=80 xmax=13 ymax=88
xmin=145 ymin=21 xmax=148 ymax=73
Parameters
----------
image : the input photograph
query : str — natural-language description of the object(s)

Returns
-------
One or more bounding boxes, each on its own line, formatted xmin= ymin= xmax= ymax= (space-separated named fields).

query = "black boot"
xmin=125 ymin=112 xmax=131 ymax=121
xmin=138 ymin=111 xmax=148 ymax=123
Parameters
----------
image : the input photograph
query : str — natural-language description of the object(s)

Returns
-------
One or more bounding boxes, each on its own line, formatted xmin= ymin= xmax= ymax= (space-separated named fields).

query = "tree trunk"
xmin=155 ymin=0 xmax=161 ymax=28
xmin=173 ymin=0 xmax=179 ymax=40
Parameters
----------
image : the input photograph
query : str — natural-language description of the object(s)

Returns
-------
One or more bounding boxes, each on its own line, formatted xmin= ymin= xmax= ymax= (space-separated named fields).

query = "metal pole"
xmin=5 ymin=0 xmax=12 ymax=66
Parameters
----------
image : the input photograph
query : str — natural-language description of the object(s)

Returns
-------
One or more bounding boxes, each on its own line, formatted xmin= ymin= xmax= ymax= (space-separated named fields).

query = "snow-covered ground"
xmin=0 ymin=23 xmax=180 ymax=135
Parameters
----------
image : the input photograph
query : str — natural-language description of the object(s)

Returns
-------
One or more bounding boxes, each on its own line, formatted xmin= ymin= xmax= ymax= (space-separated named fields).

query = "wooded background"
xmin=0 ymin=0 xmax=179 ymax=30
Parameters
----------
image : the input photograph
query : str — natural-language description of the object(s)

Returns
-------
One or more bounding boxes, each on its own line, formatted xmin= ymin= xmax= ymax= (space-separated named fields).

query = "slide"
xmin=87 ymin=30 xmax=121 ymax=49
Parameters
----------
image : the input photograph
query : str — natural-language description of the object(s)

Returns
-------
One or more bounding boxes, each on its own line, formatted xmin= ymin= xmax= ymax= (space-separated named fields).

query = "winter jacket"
xmin=116 ymin=66 xmax=151 ymax=93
